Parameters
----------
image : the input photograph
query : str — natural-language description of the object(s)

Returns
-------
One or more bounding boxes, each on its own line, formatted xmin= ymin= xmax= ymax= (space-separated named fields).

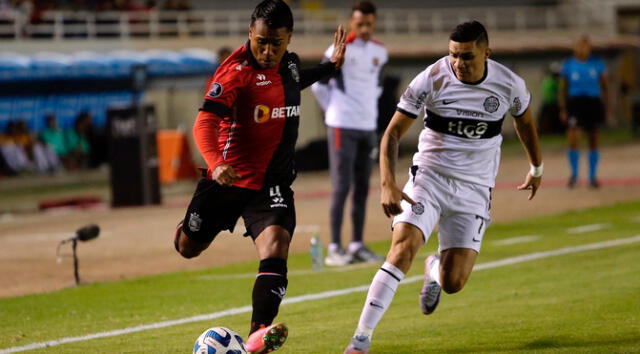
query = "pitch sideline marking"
xmin=2 ymin=235 xmax=639 ymax=354
xmin=567 ymin=223 xmax=610 ymax=234
xmin=492 ymin=235 xmax=541 ymax=246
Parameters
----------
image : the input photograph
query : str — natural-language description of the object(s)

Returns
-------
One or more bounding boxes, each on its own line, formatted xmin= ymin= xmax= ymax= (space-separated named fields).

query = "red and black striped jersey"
xmin=194 ymin=42 xmax=335 ymax=190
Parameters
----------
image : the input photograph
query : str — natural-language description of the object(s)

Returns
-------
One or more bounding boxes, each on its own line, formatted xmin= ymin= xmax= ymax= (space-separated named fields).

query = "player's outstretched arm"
xmin=328 ymin=24 xmax=346 ymax=68
xmin=513 ymin=108 xmax=543 ymax=200
xmin=299 ymin=25 xmax=346 ymax=89
xmin=380 ymin=111 xmax=416 ymax=217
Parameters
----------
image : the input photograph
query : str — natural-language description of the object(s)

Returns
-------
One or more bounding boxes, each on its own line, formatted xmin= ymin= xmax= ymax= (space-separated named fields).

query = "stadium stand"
xmin=0 ymin=49 xmax=217 ymax=132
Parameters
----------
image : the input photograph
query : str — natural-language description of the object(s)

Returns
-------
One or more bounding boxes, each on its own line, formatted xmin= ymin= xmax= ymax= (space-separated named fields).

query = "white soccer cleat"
xmin=419 ymin=254 xmax=442 ymax=315
xmin=325 ymin=247 xmax=353 ymax=266
xmin=344 ymin=334 xmax=371 ymax=354
xmin=350 ymin=246 xmax=384 ymax=263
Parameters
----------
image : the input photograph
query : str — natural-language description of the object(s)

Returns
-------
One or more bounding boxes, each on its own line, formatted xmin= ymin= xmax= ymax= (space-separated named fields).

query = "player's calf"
xmin=173 ymin=220 xmax=209 ymax=259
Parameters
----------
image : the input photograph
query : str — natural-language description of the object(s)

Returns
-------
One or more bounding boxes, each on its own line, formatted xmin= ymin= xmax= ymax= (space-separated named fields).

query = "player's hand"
xmin=212 ymin=164 xmax=241 ymax=186
xmin=381 ymin=183 xmax=416 ymax=218
xmin=517 ymin=173 xmax=541 ymax=200
xmin=329 ymin=24 xmax=346 ymax=69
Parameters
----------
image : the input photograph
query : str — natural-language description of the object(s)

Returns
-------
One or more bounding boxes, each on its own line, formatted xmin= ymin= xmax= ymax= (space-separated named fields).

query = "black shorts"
xmin=567 ymin=97 xmax=604 ymax=131
xmin=181 ymin=178 xmax=296 ymax=243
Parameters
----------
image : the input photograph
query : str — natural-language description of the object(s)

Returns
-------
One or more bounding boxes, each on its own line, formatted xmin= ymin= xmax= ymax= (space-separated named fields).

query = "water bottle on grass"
xmin=310 ymin=233 xmax=324 ymax=272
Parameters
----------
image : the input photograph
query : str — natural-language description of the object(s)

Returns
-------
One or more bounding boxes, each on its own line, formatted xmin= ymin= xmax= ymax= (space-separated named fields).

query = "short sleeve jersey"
xmin=397 ymin=56 xmax=531 ymax=187
xmin=561 ymin=56 xmax=605 ymax=98
xmin=199 ymin=42 xmax=303 ymax=190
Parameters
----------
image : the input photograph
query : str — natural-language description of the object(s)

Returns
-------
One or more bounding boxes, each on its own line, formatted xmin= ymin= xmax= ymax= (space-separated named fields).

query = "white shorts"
xmin=391 ymin=166 xmax=492 ymax=253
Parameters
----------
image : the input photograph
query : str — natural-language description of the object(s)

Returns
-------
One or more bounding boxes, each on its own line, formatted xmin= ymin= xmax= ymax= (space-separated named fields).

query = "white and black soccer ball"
xmin=193 ymin=327 xmax=247 ymax=354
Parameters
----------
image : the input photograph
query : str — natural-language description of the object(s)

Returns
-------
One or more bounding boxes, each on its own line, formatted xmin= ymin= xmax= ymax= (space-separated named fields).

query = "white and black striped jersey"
xmin=397 ymin=56 xmax=531 ymax=187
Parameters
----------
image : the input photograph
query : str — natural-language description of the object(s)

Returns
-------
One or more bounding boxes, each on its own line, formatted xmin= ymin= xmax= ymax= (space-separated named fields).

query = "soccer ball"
xmin=193 ymin=327 xmax=247 ymax=354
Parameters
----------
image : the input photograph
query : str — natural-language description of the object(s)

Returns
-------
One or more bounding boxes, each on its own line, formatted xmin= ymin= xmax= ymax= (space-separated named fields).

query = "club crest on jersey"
xmin=254 ymin=104 xmax=300 ymax=123
xmin=415 ymin=91 xmax=427 ymax=109
xmin=513 ymin=97 xmax=522 ymax=114
xmin=288 ymin=61 xmax=300 ymax=83
xmin=207 ymin=82 xmax=223 ymax=98
xmin=373 ymin=57 xmax=379 ymax=66
xmin=188 ymin=212 xmax=202 ymax=232
xmin=411 ymin=202 xmax=425 ymax=215
xmin=483 ymin=96 xmax=500 ymax=113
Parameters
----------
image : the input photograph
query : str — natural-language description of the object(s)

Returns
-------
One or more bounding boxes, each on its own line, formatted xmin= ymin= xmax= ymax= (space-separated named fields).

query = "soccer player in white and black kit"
xmin=344 ymin=21 xmax=542 ymax=353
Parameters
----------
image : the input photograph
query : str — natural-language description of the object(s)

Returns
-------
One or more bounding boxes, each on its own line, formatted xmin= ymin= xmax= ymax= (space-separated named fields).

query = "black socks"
xmin=250 ymin=258 xmax=288 ymax=334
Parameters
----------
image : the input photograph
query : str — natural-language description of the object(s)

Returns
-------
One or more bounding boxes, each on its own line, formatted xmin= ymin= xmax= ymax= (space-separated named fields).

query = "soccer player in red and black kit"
xmin=173 ymin=1 xmax=346 ymax=353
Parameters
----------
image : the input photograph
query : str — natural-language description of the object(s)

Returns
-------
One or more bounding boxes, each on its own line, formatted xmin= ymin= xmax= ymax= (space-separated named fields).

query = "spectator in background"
xmin=40 ymin=114 xmax=67 ymax=158
xmin=559 ymin=35 xmax=610 ymax=189
xmin=0 ymin=120 xmax=58 ymax=174
xmin=161 ymin=0 xmax=178 ymax=10
xmin=65 ymin=112 xmax=92 ymax=169
xmin=176 ymin=0 xmax=190 ymax=11
xmin=537 ymin=63 xmax=563 ymax=135
xmin=0 ymin=121 xmax=30 ymax=174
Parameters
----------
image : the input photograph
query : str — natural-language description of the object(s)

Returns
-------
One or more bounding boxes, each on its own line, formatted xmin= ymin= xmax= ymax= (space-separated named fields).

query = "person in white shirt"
xmin=312 ymin=1 xmax=388 ymax=266
xmin=344 ymin=21 xmax=543 ymax=353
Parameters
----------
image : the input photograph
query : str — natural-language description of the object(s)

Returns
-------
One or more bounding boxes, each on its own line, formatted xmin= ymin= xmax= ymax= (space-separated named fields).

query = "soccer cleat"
xmin=344 ymin=334 xmax=371 ymax=354
xmin=419 ymin=255 xmax=442 ymax=315
xmin=245 ymin=322 xmax=288 ymax=354
xmin=567 ymin=176 xmax=577 ymax=189
xmin=173 ymin=220 xmax=184 ymax=252
xmin=589 ymin=179 xmax=601 ymax=189
xmin=325 ymin=247 xmax=353 ymax=266
xmin=350 ymin=246 xmax=384 ymax=263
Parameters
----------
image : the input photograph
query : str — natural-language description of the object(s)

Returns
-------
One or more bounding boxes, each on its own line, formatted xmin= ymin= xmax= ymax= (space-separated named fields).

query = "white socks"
xmin=429 ymin=257 xmax=441 ymax=285
xmin=348 ymin=241 xmax=364 ymax=254
xmin=354 ymin=262 xmax=405 ymax=339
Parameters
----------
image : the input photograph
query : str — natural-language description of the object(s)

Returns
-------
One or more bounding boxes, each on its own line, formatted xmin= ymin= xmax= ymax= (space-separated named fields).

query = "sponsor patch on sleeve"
xmin=207 ymin=82 xmax=223 ymax=98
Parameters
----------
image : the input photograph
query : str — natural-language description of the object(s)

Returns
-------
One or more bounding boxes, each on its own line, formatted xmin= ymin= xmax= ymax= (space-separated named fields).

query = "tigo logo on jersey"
xmin=448 ymin=120 xmax=489 ymax=139
xmin=253 ymin=105 xmax=300 ymax=123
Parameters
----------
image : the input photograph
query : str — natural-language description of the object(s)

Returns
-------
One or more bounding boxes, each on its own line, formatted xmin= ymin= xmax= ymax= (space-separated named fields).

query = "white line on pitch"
xmin=492 ymin=235 xmax=540 ymax=246
xmin=2 ymin=235 xmax=639 ymax=354
xmin=566 ymin=223 xmax=610 ymax=234
xmin=197 ymin=262 xmax=376 ymax=280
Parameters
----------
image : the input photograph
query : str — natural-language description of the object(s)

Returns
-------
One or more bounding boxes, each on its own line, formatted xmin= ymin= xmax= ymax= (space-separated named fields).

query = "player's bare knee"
xmin=177 ymin=246 xmax=202 ymax=259
xmin=387 ymin=231 xmax=422 ymax=272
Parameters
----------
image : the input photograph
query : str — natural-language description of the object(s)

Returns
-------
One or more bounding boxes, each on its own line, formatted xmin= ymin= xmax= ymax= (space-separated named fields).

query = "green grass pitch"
xmin=1 ymin=201 xmax=639 ymax=353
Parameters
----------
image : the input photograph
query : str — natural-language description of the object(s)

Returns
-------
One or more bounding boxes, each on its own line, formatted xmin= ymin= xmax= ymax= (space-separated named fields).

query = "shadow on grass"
xmin=374 ymin=335 xmax=640 ymax=353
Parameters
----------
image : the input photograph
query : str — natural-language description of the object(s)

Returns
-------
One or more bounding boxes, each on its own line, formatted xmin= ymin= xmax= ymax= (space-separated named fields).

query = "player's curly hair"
xmin=251 ymin=0 xmax=294 ymax=32
xmin=450 ymin=20 xmax=489 ymax=47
